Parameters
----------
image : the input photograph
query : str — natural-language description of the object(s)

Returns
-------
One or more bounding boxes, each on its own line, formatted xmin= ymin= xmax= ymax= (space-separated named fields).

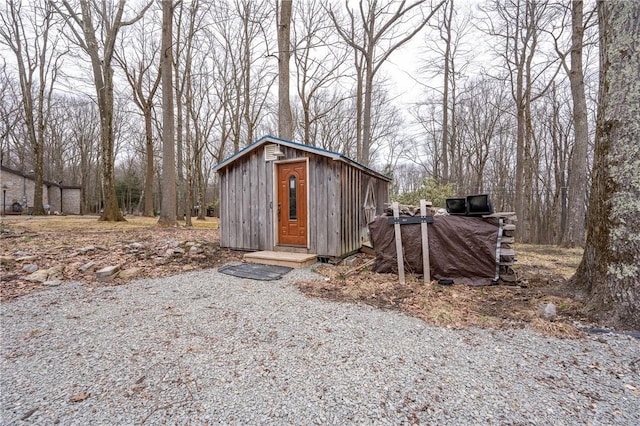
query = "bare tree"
xmin=552 ymin=0 xmax=595 ymax=247
xmin=158 ymin=0 xmax=177 ymax=226
xmin=115 ymin=9 xmax=162 ymax=217
xmin=292 ymin=0 xmax=349 ymax=146
xmin=481 ymin=0 xmax=560 ymax=242
xmin=0 ymin=64 xmax=23 ymax=167
xmin=1 ymin=0 xmax=63 ymax=215
xmin=277 ymin=0 xmax=293 ymax=139
xmin=55 ymin=0 xmax=152 ymax=221
xmin=209 ymin=0 xmax=274 ymax=153
xmin=66 ymin=99 xmax=100 ymax=214
xmin=572 ymin=0 xmax=640 ymax=330
xmin=328 ymin=0 xmax=445 ymax=166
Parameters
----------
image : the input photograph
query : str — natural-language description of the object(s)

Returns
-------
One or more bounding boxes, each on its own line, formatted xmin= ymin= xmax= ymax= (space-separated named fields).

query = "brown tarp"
xmin=368 ymin=215 xmax=500 ymax=286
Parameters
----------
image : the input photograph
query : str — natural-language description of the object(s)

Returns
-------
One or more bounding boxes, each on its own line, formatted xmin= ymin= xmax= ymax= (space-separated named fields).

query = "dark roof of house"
xmin=213 ymin=135 xmax=391 ymax=182
xmin=1 ymin=165 xmax=81 ymax=189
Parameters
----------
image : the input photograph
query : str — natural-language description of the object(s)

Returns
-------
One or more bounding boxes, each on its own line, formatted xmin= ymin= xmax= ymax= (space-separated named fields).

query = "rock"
xmin=188 ymin=246 xmax=202 ymax=255
xmin=119 ymin=268 xmax=140 ymax=280
xmin=539 ymin=303 xmax=557 ymax=321
xmin=78 ymin=261 xmax=96 ymax=273
xmin=48 ymin=265 xmax=64 ymax=280
xmin=78 ymin=245 xmax=96 ymax=254
xmin=165 ymin=240 xmax=181 ymax=248
xmin=165 ymin=248 xmax=185 ymax=257
xmin=0 ymin=255 xmax=15 ymax=265
xmin=26 ymin=269 xmax=50 ymax=283
xmin=343 ymin=256 xmax=359 ymax=267
xmin=16 ymin=255 xmax=38 ymax=262
xmin=13 ymin=250 xmax=30 ymax=257
xmin=43 ymin=279 xmax=62 ymax=287
xmin=22 ymin=264 xmax=39 ymax=273
xmin=185 ymin=241 xmax=197 ymax=247
xmin=96 ymin=265 xmax=120 ymax=281
xmin=129 ymin=242 xmax=144 ymax=249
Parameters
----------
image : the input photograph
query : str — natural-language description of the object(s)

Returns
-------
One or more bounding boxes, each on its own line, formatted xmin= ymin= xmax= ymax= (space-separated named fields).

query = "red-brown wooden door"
xmin=277 ymin=161 xmax=307 ymax=246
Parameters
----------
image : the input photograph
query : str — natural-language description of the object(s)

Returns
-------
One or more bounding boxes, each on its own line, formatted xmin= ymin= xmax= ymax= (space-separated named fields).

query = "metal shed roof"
xmin=213 ymin=135 xmax=392 ymax=182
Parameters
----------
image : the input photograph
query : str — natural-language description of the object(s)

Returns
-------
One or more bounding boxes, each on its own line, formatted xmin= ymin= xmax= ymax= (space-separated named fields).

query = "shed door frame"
xmin=273 ymin=157 xmax=310 ymax=248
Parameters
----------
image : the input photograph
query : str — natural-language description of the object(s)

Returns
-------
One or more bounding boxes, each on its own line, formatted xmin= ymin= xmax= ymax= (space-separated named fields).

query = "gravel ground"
xmin=1 ymin=267 xmax=639 ymax=425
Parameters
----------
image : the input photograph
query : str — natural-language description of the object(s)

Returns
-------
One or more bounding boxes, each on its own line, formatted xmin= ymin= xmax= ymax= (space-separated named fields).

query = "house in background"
xmin=0 ymin=165 xmax=82 ymax=215
xmin=213 ymin=135 xmax=390 ymax=259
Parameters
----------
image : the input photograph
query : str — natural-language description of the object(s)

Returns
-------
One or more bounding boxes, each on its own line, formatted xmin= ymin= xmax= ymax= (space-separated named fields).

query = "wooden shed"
xmin=213 ymin=135 xmax=390 ymax=258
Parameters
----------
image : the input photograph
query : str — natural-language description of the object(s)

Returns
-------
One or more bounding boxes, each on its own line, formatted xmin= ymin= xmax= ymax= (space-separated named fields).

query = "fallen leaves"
xmin=69 ymin=392 xmax=90 ymax=403
xmin=1 ymin=217 xmax=243 ymax=301
xmin=298 ymin=250 xmax=586 ymax=338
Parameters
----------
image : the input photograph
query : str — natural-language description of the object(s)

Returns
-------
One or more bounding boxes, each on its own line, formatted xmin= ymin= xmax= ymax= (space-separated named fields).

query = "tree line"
xmin=0 ymin=0 xmax=617 ymax=237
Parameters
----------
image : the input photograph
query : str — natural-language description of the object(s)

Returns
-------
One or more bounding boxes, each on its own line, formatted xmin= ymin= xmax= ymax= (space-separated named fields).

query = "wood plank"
xmin=316 ymin=159 xmax=328 ymax=254
xmin=501 ymin=236 xmax=515 ymax=244
xmin=504 ymin=224 xmax=516 ymax=231
xmin=345 ymin=258 xmax=375 ymax=277
xmin=340 ymin=164 xmax=347 ymax=254
xmin=249 ymin=151 xmax=258 ymax=249
xmin=501 ymin=248 xmax=516 ymax=257
xmin=220 ymin=169 xmax=228 ymax=247
xmin=308 ymin=158 xmax=317 ymax=253
xmin=228 ymin=167 xmax=237 ymax=249
xmin=420 ymin=199 xmax=430 ymax=284
xmin=241 ymin=161 xmax=250 ymax=248
xmin=327 ymin=162 xmax=340 ymax=256
xmin=257 ymin=148 xmax=266 ymax=249
xmin=483 ymin=212 xmax=516 ymax=218
xmin=393 ymin=202 xmax=406 ymax=285
xmin=266 ymin=161 xmax=274 ymax=249
xmin=244 ymin=250 xmax=317 ymax=268
xmin=349 ymin=166 xmax=356 ymax=253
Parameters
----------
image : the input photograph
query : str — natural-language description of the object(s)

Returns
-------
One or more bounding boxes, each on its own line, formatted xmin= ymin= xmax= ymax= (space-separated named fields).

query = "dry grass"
xmin=1 ymin=215 xmax=219 ymax=232
xmin=515 ymin=243 xmax=583 ymax=279
xmin=299 ymin=245 xmax=586 ymax=338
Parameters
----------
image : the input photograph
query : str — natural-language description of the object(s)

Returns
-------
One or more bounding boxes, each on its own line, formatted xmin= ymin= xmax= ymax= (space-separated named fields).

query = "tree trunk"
xmin=143 ymin=106 xmax=155 ymax=216
xmin=97 ymin=55 xmax=124 ymax=222
xmin=562 ymin=0 xmax=589 ymax=247
xmin=158 ymin=0 xmax=177 ymax=227
xmin=277 ymin=0 xmax=293 ymax=140
xmin=572 ymin=0 xmax=640 ymax=330
xmin=354 ymin=51 xmax=364 ymax=162
xmin=362 ymin=42 xmax=374 ymax=167
xmin=441 ymin=0 xmax=453 ymax=184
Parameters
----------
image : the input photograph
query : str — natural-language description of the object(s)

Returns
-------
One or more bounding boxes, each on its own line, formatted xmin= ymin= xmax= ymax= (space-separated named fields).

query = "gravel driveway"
xmin=1 ymin=267 xmax=639 ymax=425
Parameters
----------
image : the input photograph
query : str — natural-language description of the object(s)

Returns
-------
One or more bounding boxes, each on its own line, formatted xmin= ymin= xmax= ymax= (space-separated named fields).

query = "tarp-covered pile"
xmin=368 ymin=214 xmax=500 ymax=286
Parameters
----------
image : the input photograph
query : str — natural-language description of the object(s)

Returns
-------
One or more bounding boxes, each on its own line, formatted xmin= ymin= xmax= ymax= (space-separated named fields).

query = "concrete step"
xmin=243 ymin=250 xmax=317 ymax=268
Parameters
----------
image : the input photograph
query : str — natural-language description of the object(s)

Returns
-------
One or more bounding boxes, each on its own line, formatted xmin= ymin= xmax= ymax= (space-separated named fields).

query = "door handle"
xmin=278 ymin=203 xmax=281 ymax=221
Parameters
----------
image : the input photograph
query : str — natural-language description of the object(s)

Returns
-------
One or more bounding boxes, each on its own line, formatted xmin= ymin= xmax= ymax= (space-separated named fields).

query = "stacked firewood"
xmin=490 ymin=212 xmax=518 ymax=282
xmin=383 ymin=202 xmax=436 ymax=217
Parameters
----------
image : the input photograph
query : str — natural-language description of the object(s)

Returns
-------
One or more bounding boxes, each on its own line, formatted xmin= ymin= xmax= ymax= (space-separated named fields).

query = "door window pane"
xmin=289 ymin=176 xmax=297 ymax=219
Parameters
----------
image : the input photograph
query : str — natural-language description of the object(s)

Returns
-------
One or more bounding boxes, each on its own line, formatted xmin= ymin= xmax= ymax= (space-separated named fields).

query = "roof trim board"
xmin=213 ymin=135 xmax=391 ymax=182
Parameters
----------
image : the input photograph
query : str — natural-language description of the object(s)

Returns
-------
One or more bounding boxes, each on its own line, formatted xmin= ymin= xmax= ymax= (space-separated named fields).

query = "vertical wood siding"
xmin=219 ymin=144 xmax=388 ymax=257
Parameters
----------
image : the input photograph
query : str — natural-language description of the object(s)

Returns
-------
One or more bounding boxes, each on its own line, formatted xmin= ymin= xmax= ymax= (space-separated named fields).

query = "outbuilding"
xmin=213 ymin=135 xmax=390 ymax=258
xmin=1 ymin=165 xmax=82 ymax=215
